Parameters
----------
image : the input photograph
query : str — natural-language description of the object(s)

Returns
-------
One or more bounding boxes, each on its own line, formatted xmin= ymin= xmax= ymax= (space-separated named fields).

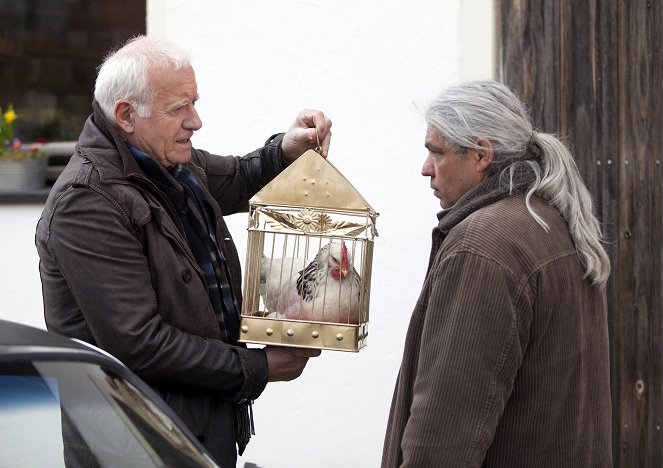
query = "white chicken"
xmin=259 ymin=241 xmax=363 ymax=324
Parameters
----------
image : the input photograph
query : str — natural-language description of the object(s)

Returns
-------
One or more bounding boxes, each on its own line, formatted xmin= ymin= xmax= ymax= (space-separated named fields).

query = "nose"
xmin=421 ymin=153 xmax=434 ymax=177
xmin=184 ymin=104 xmax=203 ymax=131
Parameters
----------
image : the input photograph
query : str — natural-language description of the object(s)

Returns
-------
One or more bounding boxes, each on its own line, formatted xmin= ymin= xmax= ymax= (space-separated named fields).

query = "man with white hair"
xmin=382 ymin=80 xmax=612 ymax=467
xmin=36 ymin=35 xmax=329 ymax=465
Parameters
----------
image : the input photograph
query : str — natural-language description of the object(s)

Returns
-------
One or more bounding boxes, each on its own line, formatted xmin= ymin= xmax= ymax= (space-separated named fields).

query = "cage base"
xmin=239 ymin=316 xmax=368 ymax=352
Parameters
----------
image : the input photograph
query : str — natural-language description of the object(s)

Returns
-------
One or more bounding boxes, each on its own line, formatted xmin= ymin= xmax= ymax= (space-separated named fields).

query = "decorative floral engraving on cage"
xmin=240 ymin=150 xmax=378 ymax=352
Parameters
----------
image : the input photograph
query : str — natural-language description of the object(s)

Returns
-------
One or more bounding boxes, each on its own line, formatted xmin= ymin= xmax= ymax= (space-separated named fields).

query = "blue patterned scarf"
xmin=131 ymin=149 xmax=255 ymax=453
xmin=130 ymin=147 xmax=241 ymax=344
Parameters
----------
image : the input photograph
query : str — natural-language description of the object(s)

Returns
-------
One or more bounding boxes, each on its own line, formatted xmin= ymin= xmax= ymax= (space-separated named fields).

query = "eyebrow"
xmin=168 ymin=96 xmax=199 ymax=111
xmin=425 ymin=142 xmax=446 ymax=153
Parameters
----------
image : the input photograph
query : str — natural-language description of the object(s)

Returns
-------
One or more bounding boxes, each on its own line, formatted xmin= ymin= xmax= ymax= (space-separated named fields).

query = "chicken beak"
xmin=341 ymin=268 xmax=349 ymax=278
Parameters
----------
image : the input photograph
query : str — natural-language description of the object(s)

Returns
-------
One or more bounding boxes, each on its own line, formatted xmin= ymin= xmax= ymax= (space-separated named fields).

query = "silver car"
xmin=0 ymin=319 xmax=220 ymax=468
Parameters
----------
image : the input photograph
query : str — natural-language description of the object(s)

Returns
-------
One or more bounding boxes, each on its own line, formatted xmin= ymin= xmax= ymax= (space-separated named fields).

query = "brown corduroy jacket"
xmin=382 ymin=194 xmax=612 ymax=468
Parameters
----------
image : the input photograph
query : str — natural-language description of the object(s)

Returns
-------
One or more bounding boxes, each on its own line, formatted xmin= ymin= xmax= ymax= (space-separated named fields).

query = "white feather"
xmin=259 ymin=242 xmax=363 ymax=324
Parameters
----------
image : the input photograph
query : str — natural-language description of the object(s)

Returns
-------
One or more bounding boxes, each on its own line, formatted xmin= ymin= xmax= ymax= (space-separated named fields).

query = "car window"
xmin=0 ymin=360 xmax=217 ymax=468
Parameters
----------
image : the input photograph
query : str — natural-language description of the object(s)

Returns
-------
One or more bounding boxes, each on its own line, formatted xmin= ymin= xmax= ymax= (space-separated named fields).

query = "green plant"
xmin=0 ymin=105 xmax=46 ymax=161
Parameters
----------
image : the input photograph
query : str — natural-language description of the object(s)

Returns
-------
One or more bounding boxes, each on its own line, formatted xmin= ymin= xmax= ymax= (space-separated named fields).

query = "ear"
xmin=474 ymin=138 xmax=493 ymax=173
xmin=114 ymin=100 xmax=135 ymax=134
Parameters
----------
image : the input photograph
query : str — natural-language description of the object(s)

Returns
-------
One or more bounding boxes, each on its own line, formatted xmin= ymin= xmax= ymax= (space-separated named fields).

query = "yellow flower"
xmin=3 ymin=106 xmax=17 ymax=125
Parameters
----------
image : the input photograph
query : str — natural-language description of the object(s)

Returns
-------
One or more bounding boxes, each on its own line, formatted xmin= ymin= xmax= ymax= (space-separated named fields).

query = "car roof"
xmin=0 ymin=319 xmax=115 ymax=365
xmin=0 ymin=319 xmax=88 ymax=349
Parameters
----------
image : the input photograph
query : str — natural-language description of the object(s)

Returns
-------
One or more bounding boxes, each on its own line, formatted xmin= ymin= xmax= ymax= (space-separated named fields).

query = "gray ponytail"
xmin=425 ymin=80 xmax=610 ymax=286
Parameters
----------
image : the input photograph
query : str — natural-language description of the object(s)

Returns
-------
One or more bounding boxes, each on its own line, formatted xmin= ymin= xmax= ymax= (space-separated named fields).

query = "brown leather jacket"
xmin=36 ymin=114 xmax=288 ymax=465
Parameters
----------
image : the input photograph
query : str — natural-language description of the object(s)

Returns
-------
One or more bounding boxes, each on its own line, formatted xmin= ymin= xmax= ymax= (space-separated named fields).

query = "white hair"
xmin=94 ymin=35 xmax=192 ymax=120
xmin=426 ymin=80 xmax=610 ymax=286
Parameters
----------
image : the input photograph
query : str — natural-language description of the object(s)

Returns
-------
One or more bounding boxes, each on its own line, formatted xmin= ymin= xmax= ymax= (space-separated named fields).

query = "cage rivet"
xmin=241 ymin=325 xmax=249 ymax=333
xmin=312 ymin=331 xmax=320 ymax=338
xmin=287 ymin=329 xmax=295 ymax=337
xmin=336 ymin=333 xmax=344 ymax=341
xmin=266 ymin=328 xmax=274 ymax=336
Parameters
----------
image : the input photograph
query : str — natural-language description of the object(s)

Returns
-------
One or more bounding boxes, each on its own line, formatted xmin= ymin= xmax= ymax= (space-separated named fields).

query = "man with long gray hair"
xmin=382 ymin=80 xmax=611 ymax=467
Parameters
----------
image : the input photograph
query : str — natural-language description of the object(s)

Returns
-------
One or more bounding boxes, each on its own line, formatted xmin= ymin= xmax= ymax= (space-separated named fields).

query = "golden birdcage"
xmin=240 ymin=150 xmax=378 ymax=352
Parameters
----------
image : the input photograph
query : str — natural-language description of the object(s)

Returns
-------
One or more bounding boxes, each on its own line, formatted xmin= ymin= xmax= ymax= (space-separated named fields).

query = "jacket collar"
xmin=436 ymin=163 xmax=538 ymax=235
xmin=76 ymin=100 xmax=146 ymax=182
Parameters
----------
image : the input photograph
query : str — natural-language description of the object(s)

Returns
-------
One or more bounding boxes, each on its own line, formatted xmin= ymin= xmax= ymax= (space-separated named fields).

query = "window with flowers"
xmin=0 ymin=0 xmax=145 ymax=198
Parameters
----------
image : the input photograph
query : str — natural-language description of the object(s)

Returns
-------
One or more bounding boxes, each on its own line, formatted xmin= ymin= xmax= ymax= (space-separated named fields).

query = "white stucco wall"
xmin=0 ymin=1 xmax=493 ymax=466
